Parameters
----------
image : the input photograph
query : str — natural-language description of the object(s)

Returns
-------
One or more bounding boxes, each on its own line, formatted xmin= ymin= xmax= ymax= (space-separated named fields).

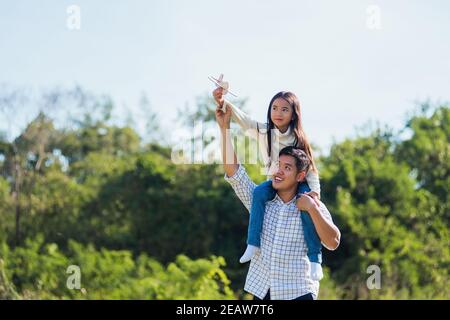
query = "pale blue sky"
xmin=1 ymin=0 xmax=449 ymax=152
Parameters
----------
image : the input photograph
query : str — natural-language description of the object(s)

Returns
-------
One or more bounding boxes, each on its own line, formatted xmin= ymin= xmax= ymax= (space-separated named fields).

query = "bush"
xmin=0 ymin=237 xmax=235 ymax=300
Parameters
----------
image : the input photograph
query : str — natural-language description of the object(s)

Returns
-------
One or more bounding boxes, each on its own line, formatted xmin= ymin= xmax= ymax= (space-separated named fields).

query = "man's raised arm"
xmin=216 ymin=105 xmax=257 ymax=212
xmin=215 ymin=105 xmax=238 ymax=177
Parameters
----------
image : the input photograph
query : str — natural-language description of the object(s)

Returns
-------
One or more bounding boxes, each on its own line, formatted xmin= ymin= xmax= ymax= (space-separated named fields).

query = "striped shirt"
xmin=225 ymin=165 xmax=334 ymax=300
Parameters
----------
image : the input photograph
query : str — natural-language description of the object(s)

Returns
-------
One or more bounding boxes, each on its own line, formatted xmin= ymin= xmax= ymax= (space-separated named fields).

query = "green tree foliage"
xmin=0 ymin=237 xmax=234 ymax=299
xmin=0 ymin=87 xmax=448 ymax=299
xmin=319 ymin=105 xmax=449 ymax=299
xmin=57 ymin=124 xmax=140 ymax=164
xmin=0 ymin=258 xmax=20 ymax=299
xmin=396 ymin=104 xmax=449 ymax=217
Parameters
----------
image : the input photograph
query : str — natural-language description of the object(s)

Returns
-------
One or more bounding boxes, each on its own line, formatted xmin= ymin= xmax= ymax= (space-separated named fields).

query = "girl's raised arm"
xmin=213 ymin=87 xmax=265 ymax=140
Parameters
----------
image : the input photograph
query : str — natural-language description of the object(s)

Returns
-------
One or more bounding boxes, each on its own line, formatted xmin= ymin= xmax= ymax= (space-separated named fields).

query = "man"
xmin=216 ymin=105 xmax=341 ymax=300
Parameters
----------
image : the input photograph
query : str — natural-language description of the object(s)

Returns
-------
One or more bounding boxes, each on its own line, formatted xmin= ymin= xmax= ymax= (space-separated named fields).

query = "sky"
xmin=1 ymin=0 xmax=449 ymax=153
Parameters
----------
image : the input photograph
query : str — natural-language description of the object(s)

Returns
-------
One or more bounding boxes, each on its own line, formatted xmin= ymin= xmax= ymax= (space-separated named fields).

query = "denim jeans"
xmin=247 ymin=180 xmax=322 ymax=264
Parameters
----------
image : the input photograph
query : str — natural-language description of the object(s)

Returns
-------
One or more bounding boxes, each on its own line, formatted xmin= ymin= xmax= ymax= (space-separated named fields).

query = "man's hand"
xmin=213 ymin=87 xmax=225 ymax=107
xmin=296 ymin=194 xmax=341 ymax=251
xmin=215 ymin=103 xmax=232 ymax=130
xmin=296 ymin=194 xmax=318 ymax=212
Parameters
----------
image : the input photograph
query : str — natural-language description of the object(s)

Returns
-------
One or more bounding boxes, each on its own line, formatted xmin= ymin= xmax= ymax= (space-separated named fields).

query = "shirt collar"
xmin=271 ymin=193 xmax=297 ymax=205
xmin=273 ymin=126 xmax=292 ymax=137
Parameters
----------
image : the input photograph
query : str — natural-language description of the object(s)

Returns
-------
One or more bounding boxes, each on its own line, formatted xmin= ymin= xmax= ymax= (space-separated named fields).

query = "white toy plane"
xmin=208 ymin=74 xmax=238 ymax=97
xmin=208 ymin=74 xmax=237 ymax=113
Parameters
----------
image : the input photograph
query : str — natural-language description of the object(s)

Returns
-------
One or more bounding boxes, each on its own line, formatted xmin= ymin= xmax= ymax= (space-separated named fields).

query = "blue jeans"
xmin=247 ymin=180 xmax=322 ymax=264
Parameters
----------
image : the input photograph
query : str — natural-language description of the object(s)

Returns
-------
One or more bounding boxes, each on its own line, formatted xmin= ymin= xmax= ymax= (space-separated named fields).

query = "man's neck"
xmin=276 ymin=187 xmax=297 ymax=204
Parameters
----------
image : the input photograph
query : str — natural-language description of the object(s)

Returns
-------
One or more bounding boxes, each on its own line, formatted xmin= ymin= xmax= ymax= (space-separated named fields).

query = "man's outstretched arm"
xmin=216 ymin=105 xmax=256 ymax=212
xmin=216 ymin=105 xmax=238 ymax=177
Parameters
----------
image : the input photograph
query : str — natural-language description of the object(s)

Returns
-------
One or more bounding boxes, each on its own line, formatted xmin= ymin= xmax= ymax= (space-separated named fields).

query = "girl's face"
xmin=270 ymin=98 xmax=293 ymax=131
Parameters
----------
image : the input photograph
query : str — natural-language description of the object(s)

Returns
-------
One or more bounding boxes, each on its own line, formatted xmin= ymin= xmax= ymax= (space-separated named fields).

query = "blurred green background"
xmin=1 ymin=1 xmax=449 ymax=300
xmin=0 ymin=87 xmax=448 ymax=299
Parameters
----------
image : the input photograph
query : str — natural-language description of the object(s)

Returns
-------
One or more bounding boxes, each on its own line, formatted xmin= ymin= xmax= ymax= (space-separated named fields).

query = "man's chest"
xmin=262 ymin=203 xmax=305 ymax=245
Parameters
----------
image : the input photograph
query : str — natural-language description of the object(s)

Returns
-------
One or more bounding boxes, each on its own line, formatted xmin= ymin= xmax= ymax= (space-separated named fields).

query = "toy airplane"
xmin=208 ymin=74 xmax=238 ymax=97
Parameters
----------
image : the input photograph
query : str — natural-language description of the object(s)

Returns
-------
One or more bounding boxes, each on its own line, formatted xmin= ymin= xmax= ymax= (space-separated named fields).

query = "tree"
xmin=0 ymin=113 xmax=58 ymax=245
xmin=396 ymin=104 xmax=449 ymax=217
xmin=319 ymin=110 xmax=449 ymax=298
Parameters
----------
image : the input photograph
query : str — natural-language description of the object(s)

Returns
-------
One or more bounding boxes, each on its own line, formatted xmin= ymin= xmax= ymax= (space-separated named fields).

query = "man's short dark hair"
xmin=279 ymin=146 xmax=311 ymax=173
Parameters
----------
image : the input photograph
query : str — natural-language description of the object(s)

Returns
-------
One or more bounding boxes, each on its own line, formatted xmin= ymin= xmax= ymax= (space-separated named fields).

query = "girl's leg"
xmin=240 ymin=180 xmax=276 ymax=263
xmin=297 ymin=182 xmax=323 ymax=280
xmin=247 ymin=180 xmax=276 ymax=247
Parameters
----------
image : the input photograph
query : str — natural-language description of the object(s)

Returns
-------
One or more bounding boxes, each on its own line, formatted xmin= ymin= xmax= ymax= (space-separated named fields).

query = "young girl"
xmin=213 ymin=87 xmax=324 ymax=281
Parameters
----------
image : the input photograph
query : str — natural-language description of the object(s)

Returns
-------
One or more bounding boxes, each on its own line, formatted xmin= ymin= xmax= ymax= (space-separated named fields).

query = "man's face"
xmin=272 ymin=155 xmax=306 ymax=191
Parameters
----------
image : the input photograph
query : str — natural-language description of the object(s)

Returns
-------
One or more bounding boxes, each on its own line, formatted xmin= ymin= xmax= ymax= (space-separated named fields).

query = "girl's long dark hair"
xmin=262 ymin=91 xmax=318 ymax=173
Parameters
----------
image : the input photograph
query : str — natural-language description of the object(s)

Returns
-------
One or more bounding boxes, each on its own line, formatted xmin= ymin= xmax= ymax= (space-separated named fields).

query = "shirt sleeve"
xmin=223 ymin=99 xmax=266 ymax=140
xmin=224 ymin=164 xmax=257 ymax=212
xmin=317 ymin=202 xmax=338 ymax=250
xmin=305 ymin=170 xmax=321 ymax=196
